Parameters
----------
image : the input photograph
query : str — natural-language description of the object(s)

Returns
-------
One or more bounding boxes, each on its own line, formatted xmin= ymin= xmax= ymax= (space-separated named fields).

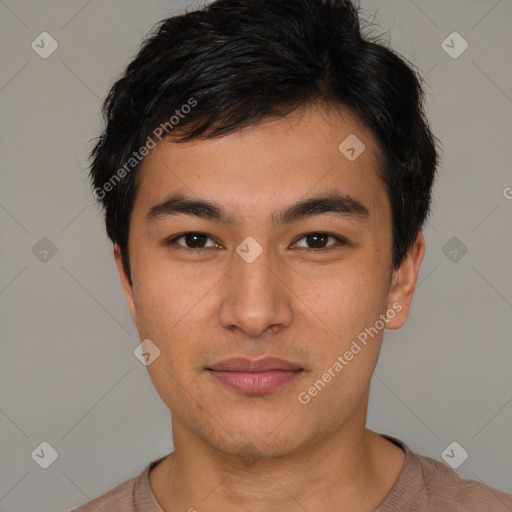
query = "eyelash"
xmin=166 ymin=231 xmax=348 ymax=253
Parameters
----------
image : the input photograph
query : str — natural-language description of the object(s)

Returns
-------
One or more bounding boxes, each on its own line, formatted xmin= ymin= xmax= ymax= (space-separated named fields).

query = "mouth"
xmin=205 ymin=356 xmax=305 ymax=394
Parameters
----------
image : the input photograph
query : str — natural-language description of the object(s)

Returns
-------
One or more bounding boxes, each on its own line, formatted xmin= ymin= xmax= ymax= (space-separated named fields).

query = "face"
xmin=114 ymin=103 xmax=424 ymax=458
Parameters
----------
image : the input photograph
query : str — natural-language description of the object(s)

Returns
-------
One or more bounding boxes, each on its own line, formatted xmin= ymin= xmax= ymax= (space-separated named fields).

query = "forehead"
xmin=132 ymin=103 xmax=389 ymax=227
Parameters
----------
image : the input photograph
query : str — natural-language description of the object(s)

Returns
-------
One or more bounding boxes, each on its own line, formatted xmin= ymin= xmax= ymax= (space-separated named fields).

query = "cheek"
xmin=296 ymin=264 xmax=388 ymax=335
xmin=295 ymin=339 xmax=381 ymax=434
xmin=145 ymin=356 xmax=202 ymax=420
xmin=131 ymin=259 xmax=202 ymax=338
xmin=141 ymin=313 xmax=208 ymax=412
xmin=296 ymin=266 xmax=388 ymax=396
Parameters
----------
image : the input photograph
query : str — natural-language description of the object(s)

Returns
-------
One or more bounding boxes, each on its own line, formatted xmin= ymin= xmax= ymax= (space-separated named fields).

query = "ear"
xmin=113 ymin=243 xmax=137 ymax=325
xmin=385 ymin=232 xmax=425 ymax=330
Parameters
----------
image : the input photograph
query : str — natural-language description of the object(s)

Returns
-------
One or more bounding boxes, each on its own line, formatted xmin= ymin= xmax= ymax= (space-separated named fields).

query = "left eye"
xmin=292 ymin=232 xmax=344 ymax=250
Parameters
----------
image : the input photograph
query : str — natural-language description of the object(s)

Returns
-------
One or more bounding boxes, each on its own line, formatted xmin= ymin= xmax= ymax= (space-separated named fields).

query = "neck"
xmin=150 ymin=395 xmax=405 ymax=512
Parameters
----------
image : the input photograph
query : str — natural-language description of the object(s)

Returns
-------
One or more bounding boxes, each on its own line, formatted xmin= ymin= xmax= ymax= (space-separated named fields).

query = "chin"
xmin=206 ymin=420 xmax=313 ymax=461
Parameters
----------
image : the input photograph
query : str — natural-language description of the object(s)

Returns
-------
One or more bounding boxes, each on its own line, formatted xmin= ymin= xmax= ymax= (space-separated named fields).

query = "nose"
xmin=218 ymin=244 xmax=293 ymax=337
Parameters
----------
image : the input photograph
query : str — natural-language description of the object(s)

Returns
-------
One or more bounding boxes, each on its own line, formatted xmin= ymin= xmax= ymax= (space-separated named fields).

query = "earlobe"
xmin=113 ymin=243 xmax=138 ymax=325
xmin=385 ymin=232 xmax=425 ymax=330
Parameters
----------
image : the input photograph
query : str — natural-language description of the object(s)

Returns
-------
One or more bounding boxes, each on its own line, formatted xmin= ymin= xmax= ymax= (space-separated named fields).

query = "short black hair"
xmin=89 ymin=0 xmax=440 ymax=284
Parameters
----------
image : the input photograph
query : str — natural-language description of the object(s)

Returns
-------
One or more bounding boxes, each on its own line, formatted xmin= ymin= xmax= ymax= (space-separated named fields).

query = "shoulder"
xmin=414 ymin=450 xmax=512 ymax=510
xmin=389 ymin=435 xmax=512 ymax=511
xmin=70 ymin=474 xmax=138 ymax=512
xmin=70 ymin=455 xmax=166 ymax=512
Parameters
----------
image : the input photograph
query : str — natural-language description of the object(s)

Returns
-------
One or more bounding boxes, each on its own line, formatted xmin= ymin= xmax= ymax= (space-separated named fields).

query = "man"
xmin=74 ymin=0 xmax=512 ymax=510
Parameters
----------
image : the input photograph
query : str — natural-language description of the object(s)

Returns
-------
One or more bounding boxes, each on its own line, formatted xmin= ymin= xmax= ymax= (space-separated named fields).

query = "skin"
xmin=113 ymin=102 xmax=425 ymax=511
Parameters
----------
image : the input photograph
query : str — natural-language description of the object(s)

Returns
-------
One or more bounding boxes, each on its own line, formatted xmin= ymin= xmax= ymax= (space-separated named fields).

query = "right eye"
xmin=167 ymin=232 xmax=221 ymax=252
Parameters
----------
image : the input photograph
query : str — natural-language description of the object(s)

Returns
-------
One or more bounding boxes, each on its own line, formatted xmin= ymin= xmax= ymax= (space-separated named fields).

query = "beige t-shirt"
xmin=72 ymin=435 xmax=512 ymax=511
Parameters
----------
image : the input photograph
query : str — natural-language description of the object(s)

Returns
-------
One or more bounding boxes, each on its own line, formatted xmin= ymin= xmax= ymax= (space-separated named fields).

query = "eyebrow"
xmin=145 ymin=190 xmax=370 ymax=227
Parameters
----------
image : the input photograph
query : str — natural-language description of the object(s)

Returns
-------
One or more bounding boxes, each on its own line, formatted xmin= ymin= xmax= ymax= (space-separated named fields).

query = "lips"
xmin=206 ymin=356 xmax=303 ymax=372
xmin=206 ymin=357 xmax=304 ymax=394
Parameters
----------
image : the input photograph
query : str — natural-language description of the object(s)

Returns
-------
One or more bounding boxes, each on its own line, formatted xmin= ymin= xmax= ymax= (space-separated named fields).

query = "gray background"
xmin=1 ymin=0 xmax=511 ymax=511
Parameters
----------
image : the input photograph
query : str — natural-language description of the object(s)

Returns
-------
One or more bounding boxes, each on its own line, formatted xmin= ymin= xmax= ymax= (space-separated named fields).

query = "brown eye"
xmin=293 ymin=232 xmax=346 ymax=250
xmin=169 ymin=232 xmax=218 ymax=250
